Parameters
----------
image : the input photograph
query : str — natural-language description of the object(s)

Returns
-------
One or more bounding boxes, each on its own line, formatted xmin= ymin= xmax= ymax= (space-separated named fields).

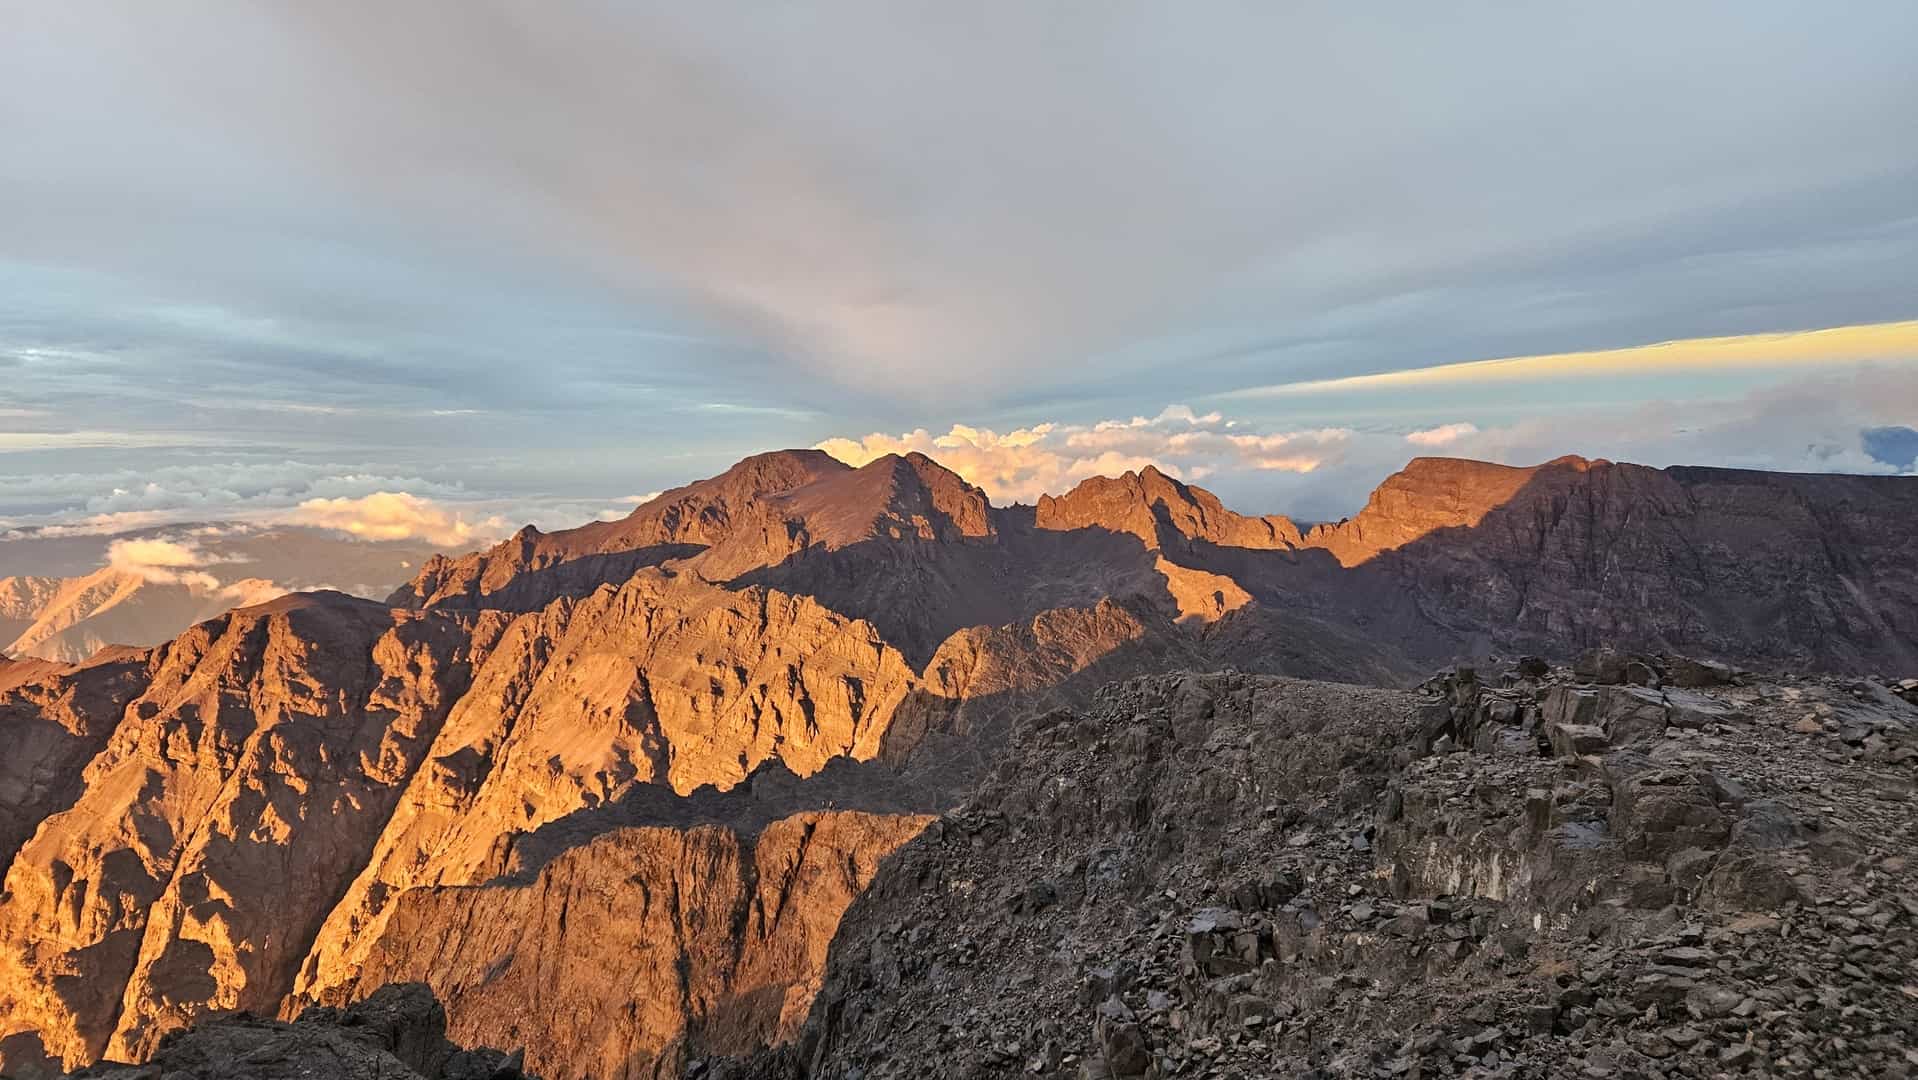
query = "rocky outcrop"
xmin=0 ymin=593 xmax=482 ymax=1071
xmin=392 ymin=450 xmax=996 ymax=612
xmin=300 ymin=813 xmax=929 ymax=1080
xmin=0 ymin=649 xmax=155 ymax=867
xmin=389 ymin=449 xmax=846 ymax=611
xmin=1308 ymin=456 xmax=1918 ymax=672
xmin=293 ymin=571 xmax=920 ymax=1012
xmin=1302 ymin=455 xmax=1549 ymax=566
xmin=0 ymin=566 xmax=1157 ymax=1078
xmin=1035 ymin=465 xmax=1303 ymax=552
xmin=63 ymin=983 xmax=531 ymax=1080
xmin=709 ymin=664 xmax=1918 ymax=1080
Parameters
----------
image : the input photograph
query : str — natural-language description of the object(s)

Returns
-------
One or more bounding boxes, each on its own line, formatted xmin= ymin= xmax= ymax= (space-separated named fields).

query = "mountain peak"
xmin=1306 ymin=454 xmax=1622 ymax=566
xmin=776 ymin=450 xmax=994 ymax=546
xmin=1036 ymin=468 xmax=1301 ymax=551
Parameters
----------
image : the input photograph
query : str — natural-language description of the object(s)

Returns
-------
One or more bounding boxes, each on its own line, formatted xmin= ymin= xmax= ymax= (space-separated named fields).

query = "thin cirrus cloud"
xmin=1227 ymin=321 xmax=1918 ymax=398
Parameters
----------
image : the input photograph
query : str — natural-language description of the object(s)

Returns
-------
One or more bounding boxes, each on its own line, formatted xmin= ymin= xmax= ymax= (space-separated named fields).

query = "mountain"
xmin=0 ymin=527 xmax=459 ymax=663
xmin=1291 ymin=455 xmax=1918 ymax=672
xmin=401 ymin=450 xmax=1918 ymax=674
xmin=0 ymin=450 xmax=1913 ymax=1079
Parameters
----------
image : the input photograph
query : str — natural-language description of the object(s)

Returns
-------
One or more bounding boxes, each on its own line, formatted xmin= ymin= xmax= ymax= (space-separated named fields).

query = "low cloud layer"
xmin=104 ymin=535 xmax=278 ymax=602
xmin=819 ymin=406 xmax=1357 ymax=504
xmin=106 ymin=537 xmax=233 ymax=588
xmin=286 ymin=492 xmax=504 ymax=546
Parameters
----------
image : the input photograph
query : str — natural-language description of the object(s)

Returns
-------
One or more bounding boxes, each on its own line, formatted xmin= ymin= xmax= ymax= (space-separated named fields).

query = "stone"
xmin=1548 ymin=722 xmax=1609 ymax=758
xmin=61 ymin=984 xmax=523 ymax=1080
xmin=1575 ymin=648 xmax=1629 ymax=685
xmin=1667 ymin=657 xmax=1735 ymax=688
xmin=1597 ymin=686 xmax=1669 ymax=746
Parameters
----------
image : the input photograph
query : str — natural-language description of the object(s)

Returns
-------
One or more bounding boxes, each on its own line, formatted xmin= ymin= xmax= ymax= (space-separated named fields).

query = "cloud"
xmin=103 ymin=535 xmax=276 ymax=601
xmin=819 ymin=406 xmax=1354 ymax=504
xmin=1405 ymin=423 xmax=1479 ymax=447
xmin=592 ymin=492 xmax=667 ymax=522
xmin=107 ymin=537 xmax=227 ymax=584
xmin=4 ymin=3 xmax=1916 ymax=436
xmin=1230 ymin=321 xmax=1918 ymax=398
xmin=1436 ymin=368 xmax=1918 ymax=478
xmin=285 ymin=491 xmax=504 ymax=546
xmin=0 ymin=430 xmax=230 ymax=452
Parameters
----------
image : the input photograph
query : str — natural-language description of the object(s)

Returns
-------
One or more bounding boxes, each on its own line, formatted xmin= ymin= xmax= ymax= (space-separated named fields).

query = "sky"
xmin=2 ymin=2 xmax=1916 ymax=543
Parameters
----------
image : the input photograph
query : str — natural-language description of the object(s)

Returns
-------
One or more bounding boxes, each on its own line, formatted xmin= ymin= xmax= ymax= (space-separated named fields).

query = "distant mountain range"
xmin=0 ymin=526 xmax=457 ymax=662
xmin=0 ymin=450 xmax=1912 ymax=1078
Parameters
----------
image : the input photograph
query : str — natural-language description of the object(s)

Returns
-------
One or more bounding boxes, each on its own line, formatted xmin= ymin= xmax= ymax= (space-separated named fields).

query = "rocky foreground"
xmin=63 ymin=983 xmax=529 ymax=1080
xmin=702 ymin=656 xmax=1918 ymax=1079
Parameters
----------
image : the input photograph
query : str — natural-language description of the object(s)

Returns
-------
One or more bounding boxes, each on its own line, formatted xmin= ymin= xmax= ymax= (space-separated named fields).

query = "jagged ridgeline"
xmin=1 ymin=450 xmax=1914 ymax=1079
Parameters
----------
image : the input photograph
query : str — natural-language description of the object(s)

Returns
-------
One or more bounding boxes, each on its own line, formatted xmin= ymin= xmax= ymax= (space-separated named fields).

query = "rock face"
xmin=289 ymin=571 xmax=922 ymax=1018
xmin=0 ymin=593 xmax=476 ymax=1070
xmin=0 ymin=649 xmax=156 ymax=867
xmin=1034 ymin=466 xmax=1303 ymax=552
xmin=1 ymin=448 xmax=1915 ymax=1080
xmin=708 ymin=664 xmax=1918 ymax=1080
xmin=1295 ymin=455 xmax=1918 ymax=672
xmin=1302 ymin=455 xmax=1548 ymax=566
xmin=303 ymin=813 xmax=929 ymax=1080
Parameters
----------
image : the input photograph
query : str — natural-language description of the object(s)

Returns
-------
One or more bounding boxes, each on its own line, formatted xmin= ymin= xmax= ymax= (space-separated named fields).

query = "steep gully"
xmin=0 ymin=450 xmax=1913 ymax=1078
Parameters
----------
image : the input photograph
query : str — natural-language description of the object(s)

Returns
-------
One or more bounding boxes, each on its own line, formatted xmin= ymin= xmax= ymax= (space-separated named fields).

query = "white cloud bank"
xmin=105 ymin=536 xmax=281 ymax=603
xmin=286 ymin=492 xmax=504 ymax=546
xmin=819 ymin=405 xmax=1353 ymax=504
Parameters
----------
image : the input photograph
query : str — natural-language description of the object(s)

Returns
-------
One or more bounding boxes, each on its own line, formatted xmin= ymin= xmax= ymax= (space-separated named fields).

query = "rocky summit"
xmin=0 ymin=450 xmax=1914 ymax=1080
